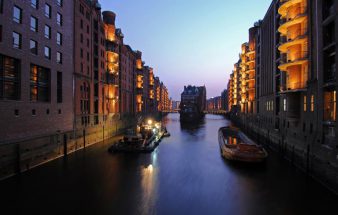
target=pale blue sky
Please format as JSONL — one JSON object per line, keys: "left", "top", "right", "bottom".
{"left": 100, "top": 0, "right": 272, "bottom": 100}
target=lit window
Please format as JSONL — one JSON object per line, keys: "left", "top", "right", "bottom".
{"left": 13, "top": 6, "right": 22, "bottom": 23}
{"left": 283, "top": 98, "right": 287, "bottom": 111}
{"left": 0, "top": 54, "right": 21, "bottom": 100}
{"left": 31, "top": 0, "right": 38, "bottom": 9}
{"left": 30, "top": 64, "right": 50, "bottom": 102}
{"left": 303, "top": 96, "right": 307, "bottom": 112}
{"left": 44, "top": 25, "right": 51, "bottom": 39}
{"left": 45, "top": 4, "right": 51, "bottom": 18}
{"left": 57, "top": 52, "right": 62, "bottom": 64}
{"left": 44, "top": 46, "right": 51, "bottom": 60}
{"left": 30, "top": 16, "right": 38, "bottom": 32}
{"left": 334, "top": 91, "right": 337, "bottom": 121}
{"left": 57, "top": 32, "right": 62, "bottom": 45}
{"left": 12, "top": 32, "right": 21, "bottom": 49}
{"left": 30, "top": 40, "right": 38, "bottom": 55}
{"left": 57, "top": 13, "right": 62, "bottom": 26}
{"left": 311, "top": 95, "right": 315, "bottom": 112}
{"left": 324, "top": 91, "right": 336, "bottom": 122}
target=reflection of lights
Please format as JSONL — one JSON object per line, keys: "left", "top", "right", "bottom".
{"left": 146, "top": 164, "right": 153, "bottom": 173}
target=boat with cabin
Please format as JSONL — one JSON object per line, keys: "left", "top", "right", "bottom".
{"left": 218, "top": 126, "right": 268, "bottom": 162}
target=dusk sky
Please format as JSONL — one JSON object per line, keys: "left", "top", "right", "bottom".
{"left": 100, "top": 0, "right": 272, "bottom": 100}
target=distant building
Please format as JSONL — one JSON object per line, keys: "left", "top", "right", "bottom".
{"left": 172, "top": 101, "right": 181, "bottom": 111}
{"left": 221, "top": 89, "right": 228, "bottom": 111}
{"left": 207, "top": 97, "right": 222, "bottom": 111}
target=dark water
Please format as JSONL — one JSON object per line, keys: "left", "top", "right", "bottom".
{"left": 1, "top": 114, "right": 337, "bottom": 215}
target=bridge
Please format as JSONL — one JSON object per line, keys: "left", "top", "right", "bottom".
{"left": 162, "top": 110, "right": 227, "bottom": 115}
{"left": 204, "top": 110, "right": 227, "bottom": 115}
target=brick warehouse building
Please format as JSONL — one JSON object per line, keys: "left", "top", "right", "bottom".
{"left": 227, "top": 0, "right": 338, "bottom": 192}
{"left": 0, "top": 0, "right": 74, "bottom": 141}
{"left": 0, "top": 0, "right": 170, "bottom": 179}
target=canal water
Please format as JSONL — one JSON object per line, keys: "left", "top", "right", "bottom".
{"left": 0, "top": 114, "right": 337, "bottom": 215}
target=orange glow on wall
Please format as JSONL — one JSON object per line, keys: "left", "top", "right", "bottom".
{"left": 137, "top": 75, "right": 143, "bottom": 88}
{"left": 136, "top": 59, "right": 142, "bottom": 70}
{"left": 278, "top": 0, "right": 308, "bottom": 91}
{"left": 105, "top": 24, "right": 116, "bottom": 42}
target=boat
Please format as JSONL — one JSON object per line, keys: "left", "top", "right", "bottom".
{"left": 218, "top": 126, "right": 268, "bottom": 162}
{"left": 162, "top": 127, "right": 171, "bottom": 137}
{"left": 108, "top": 120, "right": 166, "bottom": 153}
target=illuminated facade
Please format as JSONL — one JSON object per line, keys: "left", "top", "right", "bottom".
{"left": 103, "top": 11, "right": 120, "bottom": 116}
{"left": 226, "top": 0, "right": 338, "bottom": 193}
{"left": 135, "top": 51, "right": 144, "bottom": 113}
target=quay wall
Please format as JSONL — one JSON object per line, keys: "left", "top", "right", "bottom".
{"left": 0, "top": 113, "right": 161, "bottom": 180}
{"left": 229, "top": 114, "right": 338, "bottom": 195}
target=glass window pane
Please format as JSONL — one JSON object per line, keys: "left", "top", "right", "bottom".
{"left": 13, "top": 6, "right": 22, "bottom": 23}
{"left": 12, "top": 32, "right": 21, "bottom": 49}
{"left": 57, "top": 32, "right": 62, "bottom": 45}
{"left": 57, "top": 0, "right": 63, "bottom": 7}
{"left": 31, "top": 0, "right": 38, "bottom": 9}
{"left": 57, "top": 13, "right": 62, "bottom": 26}
{"left": 30, "top": 40, "right": 37, "bottom": 55}
{"left": 45, "top": 4, "right": 51, "bottom": 18}
{"left": 44, "top": 25, "right": 50, "bottom": 39}
{"left": 30, "top": 16, "right": 38, "bottom": 32}
{"left": 44, "top": 46, "right": 50, "bottom": 59}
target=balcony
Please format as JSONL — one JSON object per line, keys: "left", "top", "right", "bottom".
{"left": 106, "top": 40, "right": 118, "bottom": 52}
{"left": 247, "top": 76, "right": 255, "bottom": 82}
{"left": 106, "top": 73, "right": 119, "bottom": 86}
{"left": 247, "top": 86, "right": 255, "bottom": 91}
{"left": 136, "top": 87, "right": 143, "bottom": 95}
{"left": 246, "top": 59, "right": 255, "bottom": 65}
{"left": 278, "top": 30, "right": 308, "bottom": 53}
{"left": 278, "top": 15, "right": 307, "bottom": 36}
{"left": 246, "top": 50, "right": 255, "bottom": 57}
{"left": 136, "top": 68, "right": 143, "bottom": 76}
{"left": 283, "top": 81, "right": 307, "bottom": 92}
{"left": 278, "top": 0, "right": 304, "bottom": 18}
{"left": 278, "top": 51, "right": 308, "bottom": 71}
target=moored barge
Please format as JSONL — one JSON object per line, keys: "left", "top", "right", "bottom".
{"left": 218, "top": 126, "right": 268, "bottom": 162}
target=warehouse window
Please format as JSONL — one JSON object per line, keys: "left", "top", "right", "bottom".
{"left": 31, "top": 0, "right": 39, "bottom": 9}
{"left": 0, "top": 54, "right": 21, "bottom": 100}
{"left": 13, "top": 32, "right": 21, "bottom": 49}
{"left": 57, "top": 0, "right": 63, "bottom": 7}
{"left": 30, "top": 40, "right": 38, "bottom": 55}
{"left": 283, "top": 98, "right": 287, "bottom": 111}
{"left": 13, "top": 5, "right": 22, "bottom": 23}
{"left": 303, "top": 96, "right": 307, "bottom": 112}
{"left": 57, "top": 72, "right": 62, "bottom": 103}
{"left": 30, "top": 64, "right": 50, "bottom": 102}
{"left": 45, "top": 3, "right": 51, "bottom": 18}
{"left": 311, "top": 95, "right": 315, "bottom": 112}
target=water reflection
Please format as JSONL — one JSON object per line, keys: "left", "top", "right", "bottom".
{"left": 0, "top": 113, "right": 337, "bottom": 215}
{"left": 179, "top": 117, "right": 205, "bottom": 133}
{"left": 139, "top": 151, "right": 158, "bottom": 215}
